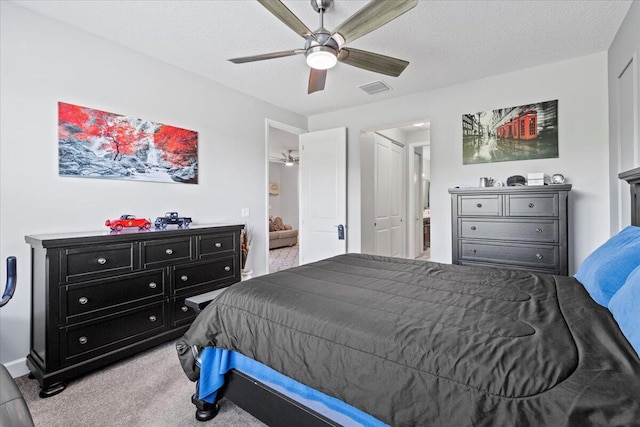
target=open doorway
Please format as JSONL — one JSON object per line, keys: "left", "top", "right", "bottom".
{"left": 266, "top": 122, "right": 302, "bottom": 273}
{"left": 360, "top": 121, "right": 430, "bottom": 260}
{"left": 413, "top": 142, "right": 431, "bottom": 260}
{"left": 408, "top": 124, "right": 431, "bottom": 260}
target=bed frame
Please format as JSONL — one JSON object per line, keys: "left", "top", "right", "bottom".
{"left": 619, "top": 166, "right": 640, "bottom": 226}
{"left": 192, "top": 167, "right": 640, "bottom": 426}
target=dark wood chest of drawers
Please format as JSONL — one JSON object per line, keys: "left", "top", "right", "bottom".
{"left": 25, "top": 224, "right": 243, "bottom": 397}
{"left": 449, "top": 185, "right": 571, "bottom": 275}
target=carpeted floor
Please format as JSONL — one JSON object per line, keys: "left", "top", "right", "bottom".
{"left": 15, "top": 341, "right": 266, "bottom": 427}
{"left": 268, "top": 245, "right": 298, "bottom": 272}
{"left": 13, "top": 246, "right": 298, "bottom": 426}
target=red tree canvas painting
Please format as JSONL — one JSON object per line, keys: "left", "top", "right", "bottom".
{"left": 58, "top": 102, "right": 198, "bottom": 184}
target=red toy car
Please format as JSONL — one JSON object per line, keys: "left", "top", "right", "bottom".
{"left": 105, "top": 214, "right": 151, "bottom": 231}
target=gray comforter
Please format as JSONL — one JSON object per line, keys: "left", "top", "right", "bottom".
{"left": 177, "top": 254, "right": 640, "bottom": 426}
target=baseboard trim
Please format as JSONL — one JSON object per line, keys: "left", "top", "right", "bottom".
{"left": 3, "top": 356, "right": 29, "bottom": 378}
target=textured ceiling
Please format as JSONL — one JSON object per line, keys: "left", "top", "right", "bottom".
{"left": 12, "top": 0, "right": 632, "bottom": 116}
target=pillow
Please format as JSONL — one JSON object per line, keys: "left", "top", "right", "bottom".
{"left": 271, "top": 215, "right": 285, "bottom": 231}
{"left": 574, "top": 226, "right": 640, "bottom": 307}
{"left": 608, "top": 264, "right": 640, "bottom": 357}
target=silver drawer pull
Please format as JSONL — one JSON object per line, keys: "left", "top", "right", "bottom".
{"left": 536, "top": 228, "right": 542, "bottom": 233}
{"left": 470, "top": 226, "right": 476, "bottom": 231}
{"left": 78, "top": 297, "right": 88, "bottom": 305}
{"left": 215, "top": 242, "right": 222, "bottom": 248}
{"left": 165, "top": 248, "right": 174, "bottom": 255}
{"left": 181, "top": 275, "right": 188, "bottom": 282}
{"left": 181, "top": 306, "right": 189, "bottom": 313}
{"left": 536, "top": 253, "right": 543, "bottom": 260}
{"left": 149, "top": 282, "right": 157, "bottom": 289}
{"left": 97, "top": 257, "right": 107, "bottom": 265}
{"left": 79, "top": 336, "right": 88, "bottom": 345}
{"left": 224, "top": 266, "right": 231, "bottom": 272}
{"left": 471, "top": 249, "right": 477, "bottom": 254}
{"left": 528, "top": 203, "right": 535, "bottom": 208}
{"left": 476, "top": 203, "right": 482, "bottom": 208}
{"left": 149, "top": 315, "right": 157, "bottom": 322}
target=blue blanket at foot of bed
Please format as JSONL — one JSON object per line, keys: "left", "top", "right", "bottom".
{"left": 197, "top": 347, "right": 387, "bottom": 427}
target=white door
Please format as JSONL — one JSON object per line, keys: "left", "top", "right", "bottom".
{"left": 374, "top": 133, "right": 405, "bottom": 257}
{"left": 299, "top": 127, "right": 347, "bottom": 265}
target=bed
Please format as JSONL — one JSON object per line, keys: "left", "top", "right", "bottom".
{"left": 177, "top": 168, "right": 640, "bottom": 426}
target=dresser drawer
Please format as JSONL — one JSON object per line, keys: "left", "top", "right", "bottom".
{"left": 171, "top": 297, "right": 199, "bottom": 327}
{"left": 64, "top": 270, "right": 165, "bottom": 322}
{"left": 506, "top": 194, "right": 558, "bottom": 217}
{"left": 459, "top": 241, "right": 559, "bottom": 269}
{"left": 173, "top": 257, "right": 236, "bottom": 295}
{"left": 459, "top": 219, "right": 559, "bottom": 243}
{"left": 199, "top": 233, "right": 236, "bottom": 258}
{"left": 63, "top": 303, "right": 166, "bottom": 362}
{"left": 142, "top": 237, "right": 192, "bottom": 267}
{"left": 62, "top": 243, "right": 134, "bottom": 282}
{"left": 458, "top": 195, "right": 502, "bottom": 216}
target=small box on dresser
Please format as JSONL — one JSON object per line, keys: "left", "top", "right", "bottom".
{"left": 25, "top": 224, "right": 243, "bottom": 397}
{"left": 449, "top": 185, "right": 571, "bottom": 275}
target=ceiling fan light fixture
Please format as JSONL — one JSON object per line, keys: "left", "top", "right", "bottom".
{"left": 285, "top": 160, "right": 295, "bottom": 166}
{"left": 305, "top": 46, "right": 337, "bottom": 70}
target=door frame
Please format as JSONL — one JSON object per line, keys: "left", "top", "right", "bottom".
{"left": 412, "top": 148, "right": 424, "bottom": 259}
{"left": 360, "top": 121, "right": 430, "bottom": 260}
{"left": 407, "top": 140, "right": 430, "bottom": 259}
{"left": 265, "top": 119, "right": 306, "bottom": 273}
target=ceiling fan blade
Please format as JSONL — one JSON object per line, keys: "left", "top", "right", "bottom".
{"left": 257, "top": 0, "right": 313, "bottom": 38}
{"left": 338, "top": 48, "right": 409, "bottom": 77}
{"left": 332, "top": 0, "right": 417, "bottom": 44}
{"left": 228, "top": 49, "right": 303, "bottom": 64}
{"left": 308, "top": 68, "right": 327, "bottom": 94}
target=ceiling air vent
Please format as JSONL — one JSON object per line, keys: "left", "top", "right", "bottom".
{"left": 359, "top": 80, "right": 391, "bottom": 95}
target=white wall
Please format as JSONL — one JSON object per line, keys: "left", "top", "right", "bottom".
{"left": 268, "top": 162, "right": 299, "bottom": 229}
{"left": 0, "top": 2, "right": 306, "bottom": 373}
{"left": 309, "top": 52, "right": 611, "bottom": 275}
{"left": 608, "top": 0, "right": 640, "bottom": 233}
{"left": 279, "top": 164, "right": 299, "bottom": 230}
{"left": 269, "top": 164, "right": 282, "bottom": 216}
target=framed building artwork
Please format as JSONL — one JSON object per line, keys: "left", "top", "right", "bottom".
{"left": 462, "top": 100, "right": 558, "bottom": 165}
{"left": 58, "top": 102, "right": 198, "bottom": 184}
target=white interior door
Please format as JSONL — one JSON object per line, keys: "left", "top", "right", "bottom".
{"left": 299, "top": 127, "right": 347, "bottom": 265}
{"left": 374, "top": 133, "right": 404, "bottom": 257}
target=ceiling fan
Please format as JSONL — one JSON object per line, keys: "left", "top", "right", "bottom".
{"left": 270, "top": 150, "right": 299, "bottom": 166}
{"left": 228, "top": 0, "right": 418, "bottom": 94}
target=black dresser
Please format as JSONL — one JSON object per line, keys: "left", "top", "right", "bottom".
{"left": 25, "top": 224, "right": 243, "bottom": 397}
{"left": 449, "top": 185, "right": 571, "bottom": 275}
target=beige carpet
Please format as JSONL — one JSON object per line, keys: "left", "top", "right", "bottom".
{"left": 15, "top": 341, "right": 266, "bottom": 427}
{"left": 268, "top": 245, "right": 299, "bottom": 272}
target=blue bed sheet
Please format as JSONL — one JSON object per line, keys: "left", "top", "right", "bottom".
{"left": 196, "top": 347, "right": 388, "bottom": 427}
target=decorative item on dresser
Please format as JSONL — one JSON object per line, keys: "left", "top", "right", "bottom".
{"left": 25, "top": 224, "right": 243, "bottom": 398}
{"left": 449, "top": 184, "right": 571, "bottom": 275}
